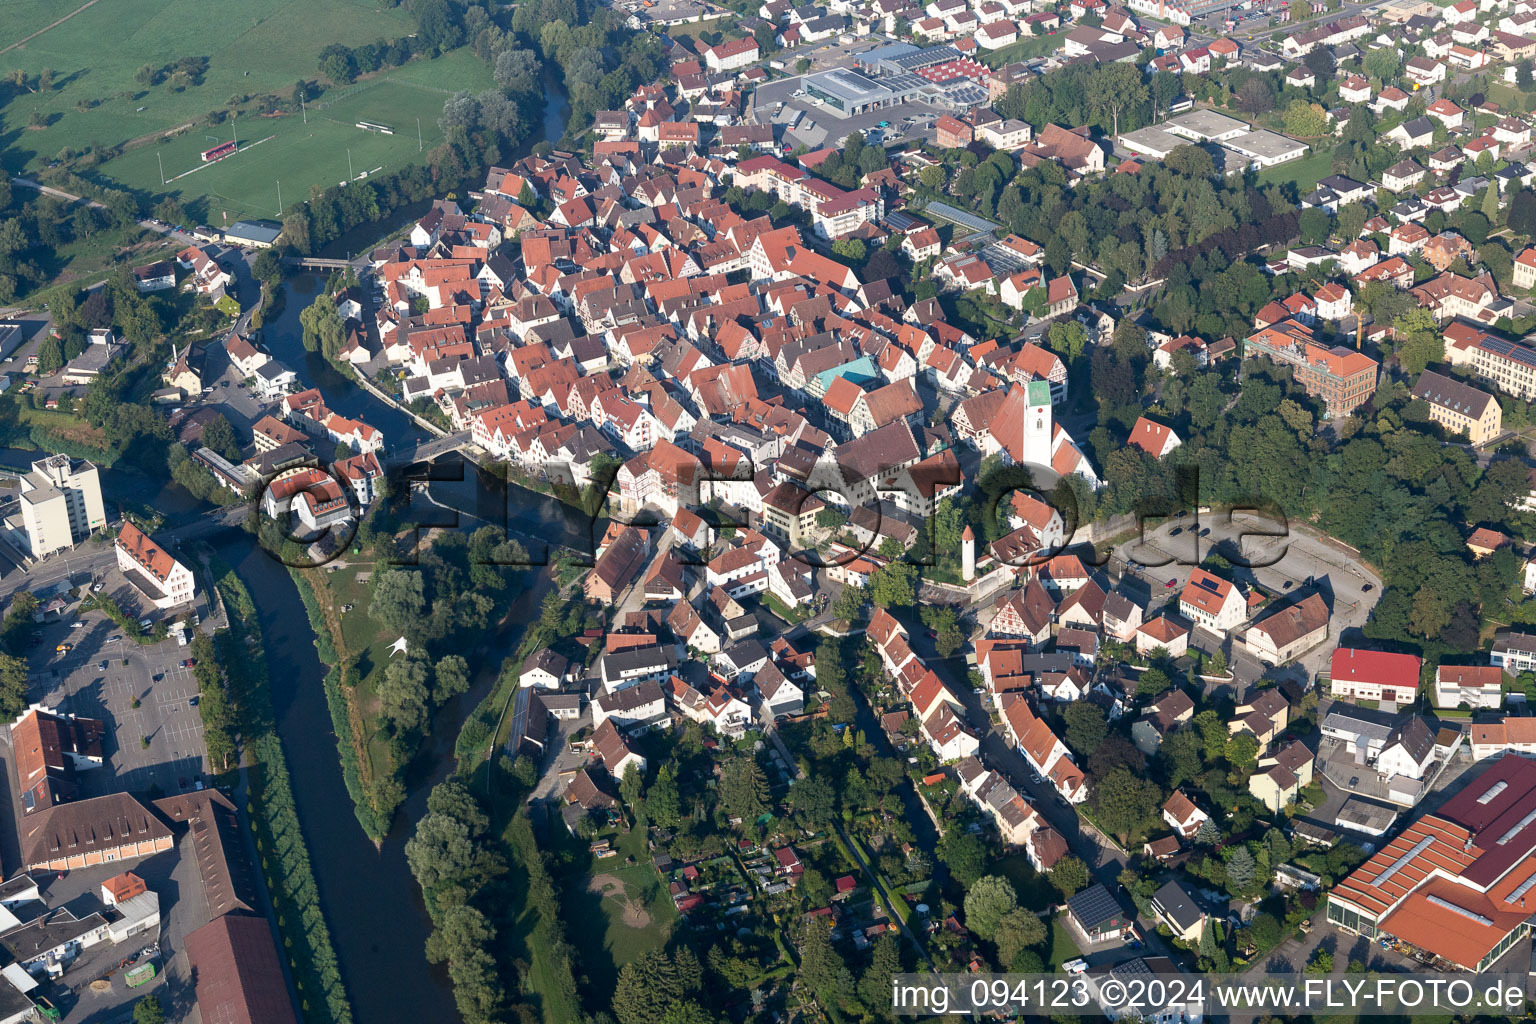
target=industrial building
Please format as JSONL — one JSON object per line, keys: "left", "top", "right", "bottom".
{"left": 1327, "top": 753, "right": 1536, "bottom": 972}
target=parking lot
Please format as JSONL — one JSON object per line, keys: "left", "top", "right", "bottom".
{"left": 1114, "top": 512, "right": 1382, "bottom": 690}
{"left": 751, "top": 76, "right": 945, "bottom": 150}
{"left": 21, "top": 602, "right": 210, "bottom": 800}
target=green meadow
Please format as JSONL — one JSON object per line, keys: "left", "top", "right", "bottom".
{"left": 0, "top": 0, "right": 489, "bottom": 216}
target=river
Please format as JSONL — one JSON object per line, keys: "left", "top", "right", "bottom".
{"left": 212, "top": 65, "right": 576, "bottom": 1024}
{"left": 218, "top": 531, "right": 573, "bottom": 1024}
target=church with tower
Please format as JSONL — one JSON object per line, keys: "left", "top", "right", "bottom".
{"left": 986, "top": 381, "right": 1099, "bottom": 488}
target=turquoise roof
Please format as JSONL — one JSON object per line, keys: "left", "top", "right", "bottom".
{"left": 813, "top": 356, "right": 880, "bottom": 392}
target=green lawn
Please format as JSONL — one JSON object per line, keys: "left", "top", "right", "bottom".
{"left": 0, "top": 0, "right": 488, "bottom": 216}
{"left": 1256, "top": 146, "right": 1336, "bottom": 194}
{"left": 978, "top": 32, "right": 1060, "bottom": 68}
{"left": 995, "top": 852, "right": 1058, "bottom": 910}
{"left": 558, "top": 823, "right": 677, "bottom": 996}
{"left": 499, "top": 814, "right": 585, "bottom": 1024}
{"left": 1047, "top": 915, "right": 1082, "bottom": 971}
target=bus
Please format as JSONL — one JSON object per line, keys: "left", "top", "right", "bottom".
{"left": 200, "top": 141, "right": 236, "bottom": 162}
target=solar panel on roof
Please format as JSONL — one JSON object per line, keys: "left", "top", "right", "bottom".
{"left": 1426, "top": 893, "right": 1494, "bottom": 927}
{"left": 1479, "top": 780, "right": 1509, "bottom": 804}
{"left": 1373, "top": 834, "right": 1436, "bottom": 888}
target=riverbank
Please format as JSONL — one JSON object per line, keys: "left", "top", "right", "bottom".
{"left": 291, "top": 567, "right": 393, "bottom": 840}
{"left": 212, "top": 559, "right": 354, "bottom": 1024}
{"left": 221, "top": 536, "right": 455, "bottom": 1022}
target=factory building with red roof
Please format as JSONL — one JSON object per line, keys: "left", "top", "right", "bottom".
{"left": 1327, "top": 753, "right": 1536, "bottom": 971}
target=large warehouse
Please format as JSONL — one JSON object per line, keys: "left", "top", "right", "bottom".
{"left": 1327, "top": 753, "right": 1536, "bottom": 972}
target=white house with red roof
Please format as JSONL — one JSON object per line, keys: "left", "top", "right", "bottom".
{"left": 1178, "top": 568, "right": 1247, "bottom": 635}
{"left": 115, "top": 523, "right": 194, "bottom": 610}
{"left": 1162, "top": 790, "right": 1210, "bottom": 838}
{"left": 1330, "top": 648, "right": 1423, "bottom": 705}
{"left": 1127, "top": 416, "right": 1181, "bottom": 458}
{"left": 705, "top": 37, "right": 760, "bottom": 71}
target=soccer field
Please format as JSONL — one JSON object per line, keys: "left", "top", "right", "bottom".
{"left": 0, "top": 0, "right": 487, "bottom": 215}
{"left": 102, "top": 54, "right": 490, "bottom": 220}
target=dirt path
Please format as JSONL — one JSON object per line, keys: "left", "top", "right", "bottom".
{"left": 0, "top": 0, "right": 104, "bottom": 56}
{"left": 587, "top": 873, "right": 653, "bottom": 929}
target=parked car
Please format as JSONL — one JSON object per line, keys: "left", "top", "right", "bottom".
{"left": 69, "top": 621, "right": 84, "bottom": 628}
{"left": 182, "top": 659, "right": 194, "bottom": 669}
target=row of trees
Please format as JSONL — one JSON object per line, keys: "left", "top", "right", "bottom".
{"left": 405, "top": 779, "right": 513, "bottom": 1023}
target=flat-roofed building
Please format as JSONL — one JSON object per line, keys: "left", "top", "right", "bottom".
{"left": 18, "top": 454, "right": 105, "bottom": 559}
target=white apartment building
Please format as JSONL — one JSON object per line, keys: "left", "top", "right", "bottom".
{"left": 115, "top": 523, "right": 195, "bottom": 610}
{"left": 18, "top": 455, "right": 106, "bottom": 559}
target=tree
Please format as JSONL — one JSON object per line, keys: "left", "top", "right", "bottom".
{"left": 939, "top": 829, "right": 989, "bottom": 887}
{"left": 378, "top": 653, "right": 431, "bottom": 734}
{"left": 35, "top": 335, "right": 63, "bottom": 375}
{"left": 1085, "top": 62, "right": 1147, "bottom": 136}
{"left": 1236, "top": 76, "right": 1275, "bottom": 114}
{"left": 1091, "top": 767, "right": 1161, "bottom": 841}
{"left": 720, "top": 756, "right": 770, "bottom": 821}
{"left": 1298, "top": 207, "right": 1332, "bottom": 245}
{"left": 1364, "top": 46, "right": 1400, "bottom": 82}
{"left": 1049, "top": 855, "right": 1090, "bottom": 898}
{"left": 994, "top": 908, "right": 1047, "bottom": 966}
{"left": 1226, "top": 845, "right": 1257, "bottom": 891}
{"left": 860, "top": 935, "right": 904, "bottom": 1009}
{"left": 1248, "top": 912, "right": 1282, "bottom": 950}
{"left": 1303, "top": 48, "right": 1335, "bottom": 81}
{"left": 372, "top": 570, "right": 427, "bottom": 638}
{"left": 493, "top": 47, "right": 542, "bottom": 93}
{"left": 132, "top": 995, "right": 166, "bottom": 1024}
{"left": 613, "top": 950, "right": 687, "bottom": 1024}
{"left": 621, "top": 761, "right": 644, "bottom": 810}
{"left": 252, "top": 248, "right": 284, "bottom": 286}
{"left": 963, "top": 875, "right": 1018, "bottom": 940}
{"left": 1063, "top": 702, "right": 1107, "bottom": 754}
{"left": 1282, "top": 100, "right": 1328, "bottom": 138}
{"left": 1224, "top": 733, "right": 1260, "bottom": 776}
{"left": 868, "top": 560, "right": 917, "bottom": 607}
{"left": 1510, "top": 188, "right": 1536, "bottom": 237}
{"left": 0, "top": 653, "right": 27, "bottom": 720}
{"left": 299, "top": 293, "right": 347, "bottom": 359}
{"left": 405, "top": 780, "right": 491, "bottom": 893}
{"left": 200, "top": 413, "right": 241, "bottom": 461}
{"left": 1136, "top": 667, "right": 1171, "bottom": 698}
{"left": 434, "top": 654, "right": 470, "bottom": 703}
{"left": 789, "top": 775, "right": 837, "bottom": 828}
{"left": 646, "top": 764, "right": 682, "bottom": 827}
{"left": 798, "top": 923, "right": 856, "bottom": 1008}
